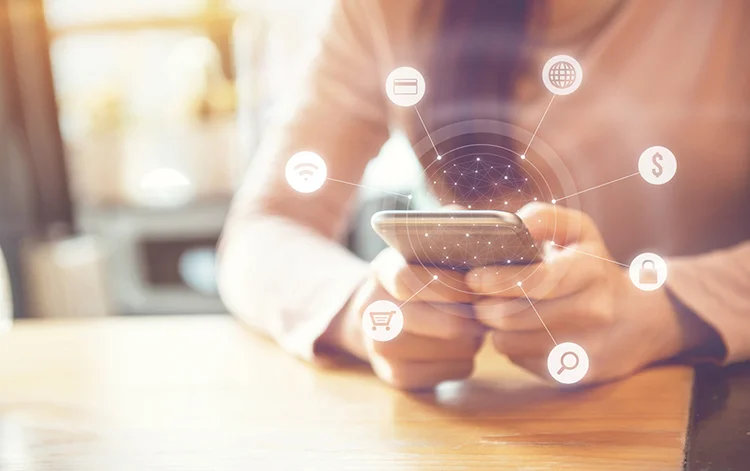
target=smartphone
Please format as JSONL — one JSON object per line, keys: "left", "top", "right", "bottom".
{"left": 371, "top": 210, "right": 541, "bottom": 270}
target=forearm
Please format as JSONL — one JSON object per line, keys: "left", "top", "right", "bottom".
{"left": 666, "top": 240, "right": 750, "bottom": 363}
{"left": 217, "top": 214, "right": 368, "bottom": 362}
{"left": 627, "top": 284, "right": 726, "bottom": 365}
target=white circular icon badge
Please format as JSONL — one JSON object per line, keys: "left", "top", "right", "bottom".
{"left": 547, "top": 342, "right": 589, "bottom": 384}
{"left": 385, "top": 67, "right": 426, "bottom": 107}
{"left": 542, "top": 55, "right": 583, "bottom": 96}
{"left": 638, "top": 146, "right": 677, "bottom": 185}
{"left": 362, "top": 300, "right": 404, "bottom": 342}
{"left": 629, "top": 252, "right": 667, "bottom": 291}
{"left": 285, "top": 151, "right": 327, "bottom": 193}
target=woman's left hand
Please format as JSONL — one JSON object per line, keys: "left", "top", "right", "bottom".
{"left": 466, "top": 203, "right": 715, "bottom": 385}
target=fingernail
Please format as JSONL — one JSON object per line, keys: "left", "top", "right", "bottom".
{"left": 467, "top": 272, "right": 483, "bottom": 292}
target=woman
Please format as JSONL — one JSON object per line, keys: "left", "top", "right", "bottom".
{"left": 218, "top": 0, "right": 749, "bottom": 389}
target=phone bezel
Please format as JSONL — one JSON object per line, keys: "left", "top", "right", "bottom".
{"left": 370, "top": 209, "right": 541, "bottom": 268}
{"left": 371, "top": 210, "right": 524, "bottom": 230}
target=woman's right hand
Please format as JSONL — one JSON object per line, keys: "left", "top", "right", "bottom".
{"left": 321, "top": 247, "right": 487, "bottom": 390}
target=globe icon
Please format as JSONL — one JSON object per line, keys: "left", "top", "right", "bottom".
{"left": 548, "top": 60, "right": 576, "bottom": 89}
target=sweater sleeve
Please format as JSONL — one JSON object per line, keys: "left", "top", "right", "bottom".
{"left": 667, "top": 240, "right": 750, "bottom": 363}
{"left": 217, "top": 0, "right": 390, "bottom": 362}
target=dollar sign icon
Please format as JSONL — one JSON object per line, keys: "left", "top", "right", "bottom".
{"left": 652, "top": 152, "right": 664, "bottom": 178}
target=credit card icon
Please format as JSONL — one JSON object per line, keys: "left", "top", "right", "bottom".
{"left": 393, "top": 78, "right": 419, "bottom": 95}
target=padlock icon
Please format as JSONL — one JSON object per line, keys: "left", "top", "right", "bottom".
{"left": 639, "top": 260, "right": 658, "bottom": 285}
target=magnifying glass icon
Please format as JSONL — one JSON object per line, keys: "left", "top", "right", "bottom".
{"left": 548, "top": 342, "right": 589, "bottom": 384}
{"left": 557, "top": 351, "right": 579, "bottom": 375}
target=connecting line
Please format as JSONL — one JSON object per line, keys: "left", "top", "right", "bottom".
{"left": 518, "top": 284, "right": 557, "bottom": 346}
{"left": 553, "top": 172, "right": 639, "bottom": 203}
{"left": 398, "top": 277, "right": 437, "bottom": 309}
{"left": 326, "top": 177, "right": 412, "bottom": 200}
{"left": 549, "top": 242, "right": 630, "bottom": 268}
{"left": 414, "top": 106, "right": 441, "bottom": 159}
{"left": 521, "top": 94, "right": 556, "bottom": 158}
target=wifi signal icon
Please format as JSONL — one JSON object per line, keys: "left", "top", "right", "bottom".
{"left": 294, "top": 162, "right": 319, "bottom": 181}
{"left": 285, "top": 151, "right": 327, "bottom": 193}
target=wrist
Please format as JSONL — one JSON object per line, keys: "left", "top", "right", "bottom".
{"left": 315, "top": 287, "right": 369, "bottom": 362}
{"left": 632, "top": 284, "right": 724, "bottom": 363}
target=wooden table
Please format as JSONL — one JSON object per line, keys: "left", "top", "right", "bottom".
{"left": 0, "top": 316, "right": 693, "bottom": 470}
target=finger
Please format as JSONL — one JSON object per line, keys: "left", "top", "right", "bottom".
{"left": 507, "top": 338, "right": 610, "bottom": 387}
{"left": 401, "top": 301, "right": 486, "bottom": 340}
{"left": 369, "top": 331, "right": 484, "bottom": 361}
{"left": 507, "top": 355, "right": 549, "bottom": 380}
{"left": 509, "top": 354, "right": 603, "bottom": 387}
{"left": 466, "top": 243, "right": 605, "bottom": 299}
{"left": 490, "top": 330, "right": 557, "bottom": 358}
{"left": 369, "top": 356, "right": 475, "bottom": 390}
{"left": 517, "top": 202, "right": 602, "bottom": 247}
{"left": 373, "top": 247, "right": 476, "bottom": 303}
{"left": 473, "top": 297, "right": 531, "bottom": 329}
{"left": 474, "top": 294, "right": 611, "bottom": 332}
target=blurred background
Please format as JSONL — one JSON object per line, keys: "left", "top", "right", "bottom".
{"left": 0, "top": 0, "right": 422, "bottom": 321}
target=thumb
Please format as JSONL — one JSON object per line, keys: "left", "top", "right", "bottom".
{"left": 516, "top": 202, "right": 600, "bottom": 246}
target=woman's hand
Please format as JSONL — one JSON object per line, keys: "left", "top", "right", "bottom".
{"left": 466, "top": 203, "right": 717, "bottom": 385}
{"left": 321, "top": 247, "right": 486, "bottom": 390}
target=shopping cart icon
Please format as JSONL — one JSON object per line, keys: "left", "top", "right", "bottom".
{"left": 369, "top": 311, "right": 396, "bottom": 331}
{"left": 363, "top": 300, "right": 403, "bottom": 341}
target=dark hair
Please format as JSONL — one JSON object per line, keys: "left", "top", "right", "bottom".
{"left": 419, "top": 0, "right": 531, "bottom": 206}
